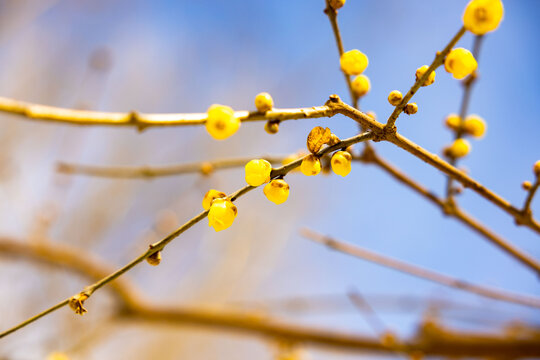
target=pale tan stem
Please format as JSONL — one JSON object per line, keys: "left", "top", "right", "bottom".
{"left": 0, "top": 96, "right": 335, "bottom": 131}
{"left": 301, "top": 229, "right": 540, "bottom": 309}
{"left": 57, "top": 156, "right": 286, "bottom": 179}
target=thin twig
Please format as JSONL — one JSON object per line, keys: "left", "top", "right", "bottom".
{"left": 356, "top": 149, "right": 540, "bottom": 276}
{"left": 57, "top": 156, "right": 286, "bottom": 179}
{"left": 446, "top": 35, "right": 484, "bottom": 200}
{"left": 0, "top": 130, "right": 375, "bottom": 339}
{"left": 522, "top": 177, "right": 540, "bottom": 217}
{"left": 385, "top": 27, "right": 467, "bottom": 129}
{"left": 324, "top": 1, "right": 358, "bottom": 109}
{"left": 301, "top": 229, "right": 540, "bottom": 309}
{"left": 0, "top": 97, "right": 335, "bottom": 131}
{"left": 0, "top": 238, "right": 138, "bottom": 305}
{"left": 347, "top": 291, "right": 387, "bottom": 336}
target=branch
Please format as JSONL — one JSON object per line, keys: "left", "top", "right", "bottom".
{"left": 57, "top": 156, "right": 286, "bottom": 179}
{"left": 327, "top": 96, "right": 540, "bottom": 235}
{"left": 3, "top": 237, "right": 539, "bottom": 358}
{"left": 357, "top": 149, "right": 540, "bottom": 275}
{"left": 301, "top": 229, "right": 540, "bottom": 309}
{"left": 0, "top": 130, "right": 375, "bottom": 339}
{"left": 0, "top": 238, "right": 138, "bottom": 305}
{"left": 121, "top": 304, "right": 540, "bottom": 358}
{"left": 0, "top": 96, "right": 335, "bottom": 131}
{"left": 522, "top": 177, "right": 540, "bottom": 218}
{"left": 347, "top": 291, "right": 387, "bottom": 336}
{"left": 324, "top": 1, "right": 358, "bottom": 109}
{"left": 446, "top": 35, "right": 484, "bottom": 200}
{"left": 385, "top": 27, "right": 467, "bottom": 129}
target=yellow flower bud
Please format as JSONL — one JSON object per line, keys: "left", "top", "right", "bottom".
{"left": 366, "top": 111, "right": 376, "bottom": 120}
{"left": 264, "top": 121, "right": 279, "bottom": 134}
{"left": 415, "top": 65, "right": 436, "bottom": 86}
{"left": 245, "top": 159, "right": 272, "bottom": 186}
{"left": 208, "top": 198, "right": 237, "bottom": 232}
{"left": 328, "top": 0, "right": 346, "bottom": 10}
{"left": 206, "top": 104, "right": 240, "bottom": 140}
{"left": 404, "top": 103, "right": 418, "bottom": 115}
{"left": 445, "top": 113, "right": 461, "bottom": 130}
{"left": 463, "top": 115, "right": 487, "bottom": 138}
{"left": 446, "top": 138, "right": 471, "bottom": 158}
{"left": 300, "top": 155, "right": 321, "bottom": 176}
{"left": 255, "top": 92, "right": 274, "bottom": 112}
{"left": 351, "top": 74, "right": 371, "bottom": 97}
{"left": 340, "top": 49, "right": 368, "bottom": 75}
{"left": 146, "top": 251, "right": 161, "bottom": 266}
{"left": 463, "top": 0, "right": 504, "bottom": 35}
{"left": 388, "top": 90, "right": 403, "bottom": 106}
{"left": 202, "top": 189, "right": 227, "bottom": 210}
{"left": 534, "top": 160, "right": 540, "bottom": 177}
{"left": 264, "top": 179, "right": 290, "bottom": 205}
{"left": 331, "top": 151, "right": 352, "bottom": 177}
{"left": 522, "top": 181, "right": 532, "bottom": 191}
{"left": 444, "top": 48, "right": 478, "bottom": 80}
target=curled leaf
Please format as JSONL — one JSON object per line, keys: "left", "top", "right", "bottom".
{"left": 307, "top": 126, "right": 331, "bottom": 154}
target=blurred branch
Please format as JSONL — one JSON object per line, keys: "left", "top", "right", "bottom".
{"left": 0, "top": 96, "right": 335, "bottom": 131}
{"left": 385, "top": 27, "right": 467, "bottom": 129}
{"left": 301, "top": 228, "right": 540, "bottom": 309}
{"left": 57, "top": 156, "right": 286, "bottom": 179}
{"left": 347, "top": 291, "right": 387, "bottom": 336}
{"left": 121, "top": 304, "right": 540, "bottom": 358}
{"left": 0, "top": 130, "right": 375, "bottom": 339}
{"left": 356, "top": 148, "right": 540, "bottom": 276}
{"left": 2, "top": 236, "right": 539, "bottom": 357}
{"left": 0, "top": 238, "right": 138, "bottom": 305}
{"left": 446, "top": 35, "right": 484, "bottom": 200}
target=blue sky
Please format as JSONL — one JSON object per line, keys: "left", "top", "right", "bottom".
{"left": 1, "top": 0, "right": 539, "bottom": 358}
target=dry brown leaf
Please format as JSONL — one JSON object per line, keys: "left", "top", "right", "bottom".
{"left": 306, "top": 126, "right": 331, "bottom": 154}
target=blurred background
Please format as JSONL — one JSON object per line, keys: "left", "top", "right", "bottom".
{"left": 0, "top": 0, "right": 539, "bottom": 358}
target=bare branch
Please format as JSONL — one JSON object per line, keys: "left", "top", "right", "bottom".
{"left": 57, "top": 156, "right": 286, "bottom": 179}
{"left": 0, "top": 96, "right": 335, "bottom": 131}
{"left": 301, "top": 229, "right": 540, "bottom": 309}
{"left": 446, "top": 35, "right": 485, "bottom": 200}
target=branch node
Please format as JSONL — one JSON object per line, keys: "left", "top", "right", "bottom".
{"left": 327, "top": 94, "right": 342, "bottom": 104}
{"left": 128, "top": 111, "right": 146, "bottom": 132}
{"left": 442, "top": 200, "right": 457, "bottom": 216}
